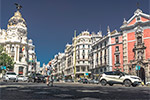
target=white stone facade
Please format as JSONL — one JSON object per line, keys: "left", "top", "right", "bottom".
{"left": 51, "top": 31, "right": 92, "bottom": 79}
{"left": 0, "top": 10, "right": 38, "bottom": 76}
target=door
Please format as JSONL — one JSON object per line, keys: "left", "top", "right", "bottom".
{"left": 139, "top": 67, "right": 145, "bottom": 84}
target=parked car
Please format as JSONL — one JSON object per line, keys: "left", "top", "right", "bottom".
{"left": 28, "top": 73, "right": 46, "bottom": 83}
{"left": 100, "top": 71, "right": 141, "bottom": 87}
{"left": 18, "top": 75, "right": 28, "bottom": 82}
{"left": 89, "top": 79, "right": 99, "bottom": 84}
{"left": 146, "top": 81, "right": 150, "bottom": 86}
{"left": 83, "top": 78, "right": 88, "bottom": 84}
{"left": 65, "top": 79, "right": 74, "bottom": 82}
{"left": 78, "top": 78, "right": 83, "bottom": 83}
{"left": 3, "top": 71, "right": 18, "bottom": 82}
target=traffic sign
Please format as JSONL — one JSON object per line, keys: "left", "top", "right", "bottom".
{"left": 85, "top": 73, "right": 88, "bottom": 76}
{"left": 1, "top": 66, "right": 6, "bottom": 70}
{"left": 136, "top": 65, "right": 140, "bottom": 70}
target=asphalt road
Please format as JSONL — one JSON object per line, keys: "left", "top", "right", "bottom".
{"left": 0, "top": 81, "right": 150, "bottom": 100}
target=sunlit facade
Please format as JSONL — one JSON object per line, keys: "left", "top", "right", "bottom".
{"left": 0, "top": 9, "right": 38, "bottom": 75}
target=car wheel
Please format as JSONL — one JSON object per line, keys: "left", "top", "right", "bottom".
{"left": 109, "top": 83, "right": 113, "bottom": 86}
{"left": 124, "top": 80, "right": 131, "bottom": 87}
{"left": 101, "top": 79, "right": 107, "bottom": 86}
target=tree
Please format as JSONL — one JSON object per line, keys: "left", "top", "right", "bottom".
{"left": 0, "top": 45, "right": 15, "bottom": 72}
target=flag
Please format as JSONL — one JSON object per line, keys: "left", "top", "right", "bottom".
{"left": 22, "top": 46, "right": 25, "bottom": 51}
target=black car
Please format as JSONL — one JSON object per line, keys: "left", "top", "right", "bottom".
{"left": 83, "top": 78, "right": 88, "bottom": 84}
{"left": 28, "top": 73, "right": 46, "bottom": 83}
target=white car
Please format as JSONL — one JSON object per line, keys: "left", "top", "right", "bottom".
{"left": 3, "top": 71, "right": 18, "bottom": 82}
{"left": 100, "top": 71, "right": 141, "bottom": 87}
{"left": 18, "top": 75, "right": 28, "bottom": 82}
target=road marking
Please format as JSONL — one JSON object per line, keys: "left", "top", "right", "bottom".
{"left": 5, "top": 88, "right": 18, "bottom": 90}
{"left": 77, "top": 90, "right": 99, "bottom": 92}
{"left": 78, "top": 97, "right": 101, "bottom": 100}
{"left": 34, "top": 91, "right": 49, "bottom": 94}
{"left": 19, "top": 90, "right": 33, "bottom": 92}
{"left": 54, "top": 94, "right": 73, "bottom": 97}
{"left": 0, "top": 85, "right": 24, "bottom": 88}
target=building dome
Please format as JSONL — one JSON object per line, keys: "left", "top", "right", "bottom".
{"left": 7, "top": 10, "right": 26, "bottom": 28}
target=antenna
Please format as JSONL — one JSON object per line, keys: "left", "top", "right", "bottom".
{"left": 136, "top": 2, "right": 140, "bottom": 9}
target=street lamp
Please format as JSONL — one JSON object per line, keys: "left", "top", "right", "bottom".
{"left": 74, "top": 30, "right": 77, "bottom": 82}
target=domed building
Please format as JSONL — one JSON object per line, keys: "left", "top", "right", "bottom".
{"left": 0, "top": 5, "right": 38, "bottom": 76}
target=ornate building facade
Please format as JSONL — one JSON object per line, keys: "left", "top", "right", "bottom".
{"left": 120, "top": 9, "right": 150, "bottom": 82}
{"left": 0, "top": 6, "right": 38, "bottom": 76}
{"left": 50, "top": 31, "right": 92, "bottom": 80}
{"left": 46, "top": 8, "right": 150, "bottom": 82}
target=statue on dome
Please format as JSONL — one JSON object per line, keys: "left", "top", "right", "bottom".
{"left": 15, "top": 3, "right": 22, "bottom": 11}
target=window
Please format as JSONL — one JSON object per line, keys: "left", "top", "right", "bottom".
{"left": 87, "top": 66, "right": 89, "bottom": 71}
{"left": 100, "top": 51, "right": 102, "bottom": 65}
{"left": 100, "top": 44, "right": 102, "bottom": 48}
{"left": 19, "top": 67, "right": 23, "bottom": 75}
{"left": 104, "top": 71, "right": 114, "bottom": 75}
{"left": 137, "top": 36, "right": 142, "bottom": 45}
{"left": 19, "top": 47, "right": 23, "bottom": 53}
{"left": 83, "top": 55, "right": 85, "bottom": 59}
{"left": 104, "top": 49, "right": 107, "bottom": 64}
{"left": 76, "top": 67, "right": 80, "bottom": 72}
{"left": 82, "top": 67, "right": 85, "bottom": 71}
{"left": 96, "top": 53, "right": 98, "bottom": 64}
{"left": 105, "top": 41, "right": 107, "bottom": 46}
{"left": 82, "top": 50, "right": 85, "bottom": 56}
{"left": 83, "top": 45, "right": 85, "bottom": 48}
{"left": 115, "top": 46, "right": 119, "bottom": 52}
{"left": 116, "top": 55, "right": 120, "bottom": 64}
{"left": 137, "top": 17, "right": 141, "bottom": 21}
{"left": 11, "top": 47, "right": 14, "bottom": 52}
{"left": 115, "top": 37, "right": 119, "bottom": 43}
{"left": 114, "top": 71, "right": 121, "bottom": 75}
{"left": 100, "top": 69, "right": 103, "bottom": 72}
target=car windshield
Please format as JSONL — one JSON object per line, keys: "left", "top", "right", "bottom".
{"left": 18, "top": 76, "right": 24, "bottom": 77}
{"left": 122, "top": 72, "right": 129, "bottom": 75}
{"left": 7, "top": 72, "right": 16, "bottom": 75}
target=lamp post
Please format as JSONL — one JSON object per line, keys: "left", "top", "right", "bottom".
{"left": 74, "top": 30, "right": 77, "bottom": 82}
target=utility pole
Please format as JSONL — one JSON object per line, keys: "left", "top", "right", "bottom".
{"left": 74, "top": 30, "right": 77, "bottom": 82}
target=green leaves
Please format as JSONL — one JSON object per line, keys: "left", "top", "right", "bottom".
{"left": 0, "top": 45, "right": 14, "bottom": 71}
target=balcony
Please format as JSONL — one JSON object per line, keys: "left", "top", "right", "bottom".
{"left": 133, "top": 43, "right": 146, "bottom": 52}
{"left": 115, "top": 63, "right": 120, "bottom": 67}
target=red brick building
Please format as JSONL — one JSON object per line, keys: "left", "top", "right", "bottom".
{"left": 120, "top": 9, "right": 150, "bottom": 83}
{"left": 111, "top": 30, "right": 123, "bottom": 72}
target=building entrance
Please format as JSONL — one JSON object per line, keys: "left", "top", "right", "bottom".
{"left": 139, "top": 67, "right": 145, "bottom": 84}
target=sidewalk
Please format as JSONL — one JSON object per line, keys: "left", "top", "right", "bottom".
{"left": 54, "top": 81, "right": 150, "bottom": 87}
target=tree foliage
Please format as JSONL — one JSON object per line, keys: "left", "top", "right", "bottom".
{"left": 0, "top": 45, "right": 15, "bottom": 71}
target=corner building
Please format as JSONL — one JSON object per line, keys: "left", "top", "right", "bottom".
{"left": 121, "top": 9, "right": 150, "bottom": 82}
{"left": 0, "top": 8, "right": 38, "bottom": 75}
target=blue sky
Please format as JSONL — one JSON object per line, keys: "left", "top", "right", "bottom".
{"left": 0, "top": 0, "right": 150, "bottom": 66}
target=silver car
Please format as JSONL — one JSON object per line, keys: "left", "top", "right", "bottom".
{"left": 3, "top": 71, "right": 18, "bottom": 82}
{"left": 100, "top": 71, "right": 141, "bottom": 87}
